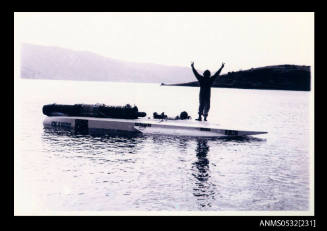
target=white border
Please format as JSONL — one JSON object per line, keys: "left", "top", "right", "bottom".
{"left": 14, "top": 12, "right": 315, "bottom": 216}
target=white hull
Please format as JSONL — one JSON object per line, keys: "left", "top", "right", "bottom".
{"left": 43, "top": 116, "right": 267, "bottom": 137}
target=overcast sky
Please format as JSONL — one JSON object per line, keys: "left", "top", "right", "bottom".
{"left": 14, "top": 12, "right": 314, "bottom": 73}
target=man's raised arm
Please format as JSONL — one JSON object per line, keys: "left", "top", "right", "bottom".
{"left": 211, "top": 62, "right": 225, "bottom": 82}
{"left": 191, "top": 62, "right": 202, "bottom": 81}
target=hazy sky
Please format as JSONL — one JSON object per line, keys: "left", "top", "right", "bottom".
{"left": 15, "top": 12, "right": 314, "bottom": 73}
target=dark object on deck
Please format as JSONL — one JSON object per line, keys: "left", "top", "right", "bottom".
{"left": 179, "top": 111, "right": 190, "bottom": 120}
{"left": 153, "top": 111, "right": 190, "bottom": 120}
{"left": 42, "top": 103, "right": 146, "bottom": 119}
{"left": 153, "top": 112, "right": 168, "bottom": 119}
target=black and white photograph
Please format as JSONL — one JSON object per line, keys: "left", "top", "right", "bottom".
{"left": 14, "top": 12, "right": 314, "bottom": 216}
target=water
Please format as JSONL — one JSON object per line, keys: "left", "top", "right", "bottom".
{"left": 14, "top": 79, "right": 312, "bottom": 213}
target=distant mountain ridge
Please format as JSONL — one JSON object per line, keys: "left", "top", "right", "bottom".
{"left": 21, "top": 43, "right": 311, "bottom": 91}
{"left": 21, "top": 43, "right": 196, "bottom": 84}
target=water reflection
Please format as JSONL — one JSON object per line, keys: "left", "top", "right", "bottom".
{"left": 218, "top": 136, "right": 266, "bottom": 143}
{"left": 177, "top": 137, "right": 190, "bottom": 153}
{"left": 150, "top": 134, "right": 176, "bottom": 145}
{"left": 42, "top": 128, "right": 145, "bottom": 158}
{"left": 192, "top": 139, "right": 216, "bottom": 208}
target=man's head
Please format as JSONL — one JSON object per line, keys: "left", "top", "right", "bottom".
{"left": 203, "top": 70, "right": 211, "bottom": 78}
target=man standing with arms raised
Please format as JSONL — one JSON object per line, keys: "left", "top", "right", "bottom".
{"left": 191, "top": 62, "right": 225, "bottom": 121}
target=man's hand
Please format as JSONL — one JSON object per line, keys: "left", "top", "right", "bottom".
{"left": 191, "top": 61, "right": 194, "bottom": 67}
{"left": 221, "top": 62, "right": 225, "bottom": 69}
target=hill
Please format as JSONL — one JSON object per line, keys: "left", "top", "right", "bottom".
{"left": 163, "top": 65, "right": 311, "bottom": 91}
{"left": 20, "top": 43, "right": 195, "bottom": 84}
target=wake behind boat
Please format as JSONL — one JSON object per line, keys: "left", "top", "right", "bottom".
{"left": 42, "top": 104, "right": 268, "bottom": 138}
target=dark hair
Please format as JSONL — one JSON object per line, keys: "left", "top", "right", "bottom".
{"left": 203, "top": 70, "right": 211, "bottom": 78}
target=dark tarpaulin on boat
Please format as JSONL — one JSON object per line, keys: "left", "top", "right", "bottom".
{"left": 42, "top": 104, "right": 146, "bottom": 119}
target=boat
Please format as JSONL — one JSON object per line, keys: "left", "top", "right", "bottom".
{"left": 43, "top": 116, "right": 268, "bottom": 137}
{"left": 42, "top": 104, "right": 267, "bottom": 137}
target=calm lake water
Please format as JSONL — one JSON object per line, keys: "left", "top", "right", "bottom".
{"left": 14, "top": 79, "right": 312, "bottom": 213}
